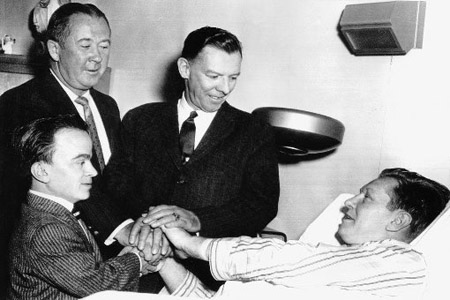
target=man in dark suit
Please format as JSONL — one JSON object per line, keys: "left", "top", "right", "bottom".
{"left": 8, "top": 115, "right": 152, "bottom": 300}
{"left": 0, "top": 3, "right": 131, "bottom": 296}
{"left": 104, "top": 26, "right": 280, "bottom": 292}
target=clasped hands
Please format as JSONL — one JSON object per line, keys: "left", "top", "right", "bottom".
{"left": 118, "top": 205, "right": 201, "bottom": 275}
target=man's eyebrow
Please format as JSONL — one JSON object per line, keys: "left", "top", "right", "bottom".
{"left": 77, "top": 38, "right": 111, "bottom": 44}
{"left": 206, "top": 70, "right": 241, "bottom": 76}
{"left": 72, "top": 154, "right": 91, "bottom": 160}
{"left": 77, "top": 38, "right": 93, "bottom": 43}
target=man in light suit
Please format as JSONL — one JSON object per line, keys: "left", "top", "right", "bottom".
{"left": 104, "top": 26, "right": 280, "bottom": 292}
{"left": 0, "top": 3, "right": 132, "bottom": 295}
{"left": 8, "top": 115, "right": 152, "bottom": 300}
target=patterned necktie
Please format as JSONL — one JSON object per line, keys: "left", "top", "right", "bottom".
{"left": 75, "top": 96, "right": 105, "bottom": 172}
{"left": 179, "top": 111, "right": 198, "bottom": 163}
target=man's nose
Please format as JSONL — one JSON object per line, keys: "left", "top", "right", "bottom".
{"left": 90, "top": 46, "right": 103, "bottom": 63}
{"left": 217, "top": 78, "right": 231, "bottom": 94}
{"left": 85, "top": 160, "right": 98, "bottom": 177}
{"left": 344, "top": 194, "right": 362, "bottom": 208}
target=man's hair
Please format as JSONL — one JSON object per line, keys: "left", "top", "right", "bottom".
{"left": 181, "top": 26, "right": 242, "bottom": 60}
{"left": 46, "top": 2, "right": 110, "bottom": 47}
{"left": 12, "top": 114, "right": 88, "bottom": 179}
{"left": 380, "top": 168, "right": 450, "bottom": 240}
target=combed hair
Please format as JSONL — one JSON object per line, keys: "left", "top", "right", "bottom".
{"left": 380, "top": 168, "right": 450, "bottom": 240}
{"left": 12, "top": 114, "right": 88, "bottom": 180}
{"left": 181, "top": 26, "right": 242, "bottom": 60}
{"left": 46, "top": 2, "right": 110, "bottom": 47}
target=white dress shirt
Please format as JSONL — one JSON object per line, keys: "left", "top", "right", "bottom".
{"left": 177, "top": 94, "right": 217, "bottom": 149}
{"left": 50, "top": 69, "right": 112, "bottom": 164}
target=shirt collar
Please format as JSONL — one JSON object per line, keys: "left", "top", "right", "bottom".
{"left": 50, "top": 68, "right": 91, "bottom": 101}
{"left": 178, "top": 93, "right": 217, "bottom": 121}
{"left": 29, "top": 189, "right": 74, "bottom": 212}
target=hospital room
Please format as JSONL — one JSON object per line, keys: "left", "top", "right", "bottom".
{"left": 0, "top": 0, "right": 449, "bottom": 299}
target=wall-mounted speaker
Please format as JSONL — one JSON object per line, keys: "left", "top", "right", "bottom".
{"left": 339, "top": 1, "right": 426, "bottom": 55}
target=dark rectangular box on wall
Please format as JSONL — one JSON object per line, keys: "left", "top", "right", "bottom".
{"left": 339, "top": 1, "right": 426, "bottom": 55}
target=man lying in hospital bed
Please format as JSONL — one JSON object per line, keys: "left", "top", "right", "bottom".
{"left": 84, "top": 168, "right": 449, "bottom": 299}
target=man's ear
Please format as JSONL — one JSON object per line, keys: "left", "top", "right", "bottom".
{"left": 31, "top": 161, "right": 50, "bottom": 183}
{"left": 47, "top": 39, "right": 61, "bottom": 62}
{"left": 386, "top": 210, "right": 412, "bottom": 232}
{"left": 177, "top": 57, "right": 190, "bottom": 80}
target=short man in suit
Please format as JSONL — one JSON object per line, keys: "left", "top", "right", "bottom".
{"left": 8, "top": 115, "right": 153, "bottom": 299}
{"left": 104, "top": 26, "right": 280, "bottom": 291}
{"left": 0, "top": 3, "right": 137, "bottom": 295}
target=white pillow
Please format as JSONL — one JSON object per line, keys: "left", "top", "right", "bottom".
{"left": 410, "top": 203, "right": 450, "bottom": 300}
{"left": 298, "top": 193, "right": 353, "bottom": 246}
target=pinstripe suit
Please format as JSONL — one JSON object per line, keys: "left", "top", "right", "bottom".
{"left": 8, "top": 193, "right": 140, "bottom": 300}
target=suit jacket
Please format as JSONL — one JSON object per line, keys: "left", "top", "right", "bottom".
{"left": 104, "top": 101, "right": 280, "bottom": 291}
{"left": 106, "top": 101, "right": 280, "bottom": 238}
{"left": 0, "top": 71, "right": 126, "bottom": 295}
{"left": 8, "top": 193, "right": 140, "bottom": 300}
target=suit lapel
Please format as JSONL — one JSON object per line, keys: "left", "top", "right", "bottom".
{"left": 191, "top": 102, "right": 237, "bottom": 162}
{"left": 26, "top": 193, "right": 96, "bottom": 253}
{"left": 38, "top": 73, "right": 80, "bottom": 116}
{"left": 159, "top": 104, "right": 184, "bottom": 169}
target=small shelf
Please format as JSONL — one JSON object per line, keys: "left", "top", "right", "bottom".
{"left": 0, "top": 54, "right": 45, "bottom": 75}
{"left": 0, "top": 54, "right": 110, "bottom": 94}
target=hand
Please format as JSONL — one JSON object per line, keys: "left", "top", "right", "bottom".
{"left": 135, "top": 225, "right": 171, "bottom": 262}
{"left": 141, "top": 258, "right": 166, "bottom": 275}
{"left": 118, "top": 246, "right": 166, "bottom": 275}
{"left": 142, "top": 205, "right": 201, "bottom": 233}
{"left": 126, "top": 218, "right": 171, "bottom": 262}
{"left": 161, "top": 226, "right": 208, "bottom": 260}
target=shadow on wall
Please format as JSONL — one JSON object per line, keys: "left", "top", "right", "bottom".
{"left": 158, "top": 57, "right": 184, "bottom": 103}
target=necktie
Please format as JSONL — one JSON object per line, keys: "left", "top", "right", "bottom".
{"left": 179, "top": 111, "right": 198, "bottom": 163}
{"left": 75, "top": 96, "right": 105, "bottom": 172}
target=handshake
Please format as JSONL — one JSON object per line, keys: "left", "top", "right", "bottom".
{"left": 116, "top": 205, "right": 207, "bottom": 276}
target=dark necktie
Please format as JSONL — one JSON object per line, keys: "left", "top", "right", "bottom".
{"left": 179, "top": 111, "right": 198, "bottom": 163}
{"left": 75, "top": 96, "right": 105, "bottom": 172}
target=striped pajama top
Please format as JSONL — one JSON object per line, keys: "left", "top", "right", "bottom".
{"left": 171, "top": 237, "right": 426, "bottom": 299}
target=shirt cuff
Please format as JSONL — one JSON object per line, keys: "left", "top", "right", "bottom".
{"left": 104, "top": 219, "right": 134, "bottom": 245}
{"left": 130, "top": 251, "right": 143, "bottom": 276}
{"left": 171, "top": 270, "right": 198, "bottom": 297}
{"left": 200, "top": 238, "right": 213, "bottom": 260}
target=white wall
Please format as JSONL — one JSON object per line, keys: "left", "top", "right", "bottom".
{"left": 3, "top": 0, "right": 450, "bottom": 239}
